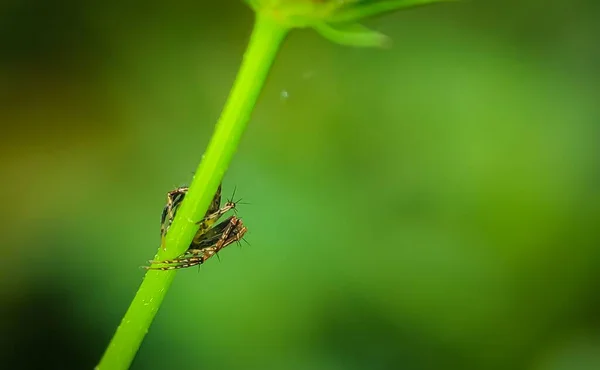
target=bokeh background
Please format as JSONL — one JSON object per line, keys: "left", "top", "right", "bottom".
{"left": 1, "top": 0, "right": 599, "bottom": 369}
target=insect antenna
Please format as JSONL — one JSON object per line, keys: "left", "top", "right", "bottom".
{"left": 224, "top": 186, "right": 251, "bottom": 214}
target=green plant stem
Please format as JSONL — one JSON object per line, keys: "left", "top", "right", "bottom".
{"left": 96, "top": 13, "right": 288, "bottom": 370}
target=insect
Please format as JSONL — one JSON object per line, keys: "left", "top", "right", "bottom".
{"left": 145, "top": 216, "right": 247, "bottom": 270}
{"left": 150, "top": 184, "right": 248, "bottom": 270}
{"left": 159, "top": 184, "right": 243, "bottom": 250}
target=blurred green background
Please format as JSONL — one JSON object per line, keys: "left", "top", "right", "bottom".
{"left": 1, "top": 1, "right": 599, "bottom": 369}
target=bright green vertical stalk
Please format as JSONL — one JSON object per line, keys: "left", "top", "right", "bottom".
{"left": 96, "top": 13, "right": 289, "bottom": 370}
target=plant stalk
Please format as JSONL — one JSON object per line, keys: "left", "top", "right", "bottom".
{"left": 96, "top": 13, "right": 288, "bottom": 370}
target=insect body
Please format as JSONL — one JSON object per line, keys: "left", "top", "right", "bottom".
{"left": 146, "top": 216, "right": 247, "bottom": 270}
{"left": 160, "top": 184, "right": 219, "bottom": 250}
{"left": 150, "top": 184, "right": 247, "bottom": 270}
{"left": 159, "top": 184, "right": 244, "bottom": 249}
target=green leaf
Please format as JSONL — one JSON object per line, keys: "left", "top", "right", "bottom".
{"left": 313, "top": 22, "right": 391, "bottom": 48}
{"left": 329, "top": 0, "right": 457, "bottom": 24}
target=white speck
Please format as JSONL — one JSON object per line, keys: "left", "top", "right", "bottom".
{"left": 280, "top": 90, "right": 289, "bottom": 100}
